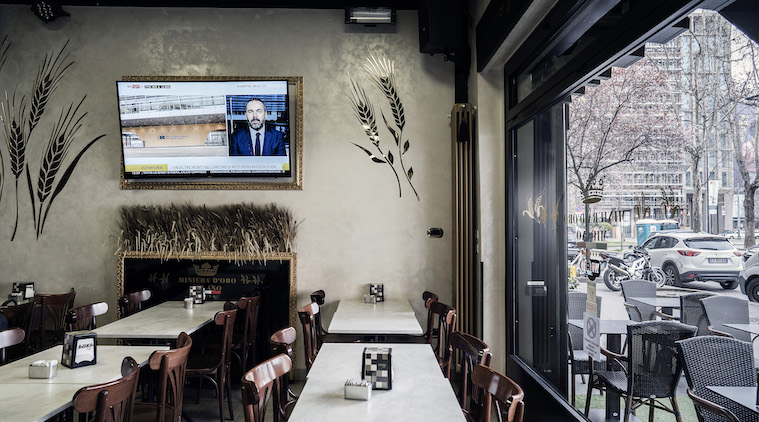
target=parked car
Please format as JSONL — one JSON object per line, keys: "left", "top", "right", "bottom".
{"left": 740, "top": 251, "right": 759, "bottom": 301}
{"left": 640, "top": 232, "right": 742, "bottom": 289}
{"left": 744, "top": 244, "right": 759, "bottom": 262}
{"left": 567, "top": 230, "right": 580, "bottom": 261}
{"left": 718, "top": 229, "right": 741, "bottom": 239}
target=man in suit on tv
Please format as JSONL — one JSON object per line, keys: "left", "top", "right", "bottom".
{"left": 229, "top": 98, "right": 287, "bottom": 156}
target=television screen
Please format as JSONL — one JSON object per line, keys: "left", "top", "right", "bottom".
{"left": 117, "top": 79, "right": 292, "bottom": 180}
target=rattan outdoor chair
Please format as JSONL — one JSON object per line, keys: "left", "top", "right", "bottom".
{"left": 620, "top": 280, "right": 656, "bottom": 321}
{"left": 678, "top": 292, "right": 714, "bottom": 336}
{"left": 677, "top": 335, "right": 757, "bottom": 422}
{"left": 686, "top": 388, "right": 741, "bottom": 422}
{"left": 584, "top": 321, "right": 697, "bottom": 422}
{"left": 567, "top": 291, "right": 603, "bottom": 407}
{"left": 700, "top": 295, "right": 753, "bottom": 341}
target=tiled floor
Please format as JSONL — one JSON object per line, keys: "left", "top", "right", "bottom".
{"left": 181, "top": 376, "right": 305, "bottom": 422}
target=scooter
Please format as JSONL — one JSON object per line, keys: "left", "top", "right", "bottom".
{"left": 601, "top": 247, "right": 665, "bottom": 291}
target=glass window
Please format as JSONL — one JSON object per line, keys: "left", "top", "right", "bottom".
{"left": 642, "top": 237, "right": 659, "bottom": 249}
{"left": 683, "top": 237, "right": 735, "bottom": 250}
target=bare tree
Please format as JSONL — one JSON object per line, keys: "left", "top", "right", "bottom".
{"left": 567, "top": 58, "right": 685, "bottom": 240}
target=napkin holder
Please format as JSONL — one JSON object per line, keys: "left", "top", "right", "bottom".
{"left": 344, "top": 379, "right": 372, "bottom": 400}
{"left": 61, "top": 331, "right": 97, "bottom": 369}
{"left": 369, "top": 283, "right": 384, "bottom": 302}
{"left": 362, "top": 347, "right": 392, "bottom": 390}
{"left": 29, "top": 360, "right": 58, "bottom": 379}
{"left": 189, "top": 285, "right": 206, "bottom": 304}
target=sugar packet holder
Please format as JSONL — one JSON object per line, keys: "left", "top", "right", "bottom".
{"left": 344, "top": 379, "right": 372, "bottom": 400}
{"left": 29, "top": 359, "right": 58, "bottom": 379}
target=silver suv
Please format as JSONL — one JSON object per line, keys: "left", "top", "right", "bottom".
{"left": 640, "top": 232, "right": 742, "bottom": 289}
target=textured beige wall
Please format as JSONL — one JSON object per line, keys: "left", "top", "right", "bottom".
{"left": 0, "top": 6, "right": 454, "bottom": 370}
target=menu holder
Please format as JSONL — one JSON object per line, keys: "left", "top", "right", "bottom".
{"left": 61, "top": 331, "right": 97, "bottom": 369}
{"left": 362, "top": 347, "right": 392, "bottom": 390}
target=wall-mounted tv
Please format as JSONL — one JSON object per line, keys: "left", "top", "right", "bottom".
{"left": 117, "top": 76, "right": 303, "bottom": 190}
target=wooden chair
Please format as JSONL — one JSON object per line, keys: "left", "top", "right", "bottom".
{"left": 66, "top": 302, "right": 108, "bottom": 331}
{"left": 28, "top": 288, "right": 76, "bottom": 352}
{"left": 471, "top": 364, "right": 525, "bottom": 422}
{"left": 227, "top": 296, "right": 261, "bottom": 375}
{"left": 119, "top": 289, "right": 152, "bottom": 317}
{"left": 449, "top": 331, "right": 492, "bottom": 421}
{"left": 309, "top": 290, "right": 327, "bottom": 347}
{"left": 0, "top": 328, "right": 25, "bottom": 365}
{"left": 428, "top": 301, "right": 457, "bottom": 377}
{"left": 422, "top": 291, "right": 439, "bottom": 341}
{"left": 0, "top": 302, "right": 33, "bottom": 360}
{"left": 269, "top": 327, "right": 298, "bottom": 422}
{"left": 186, "top": 309, "right": 237, "bottom": 422}
{"left": 297, "top": 302, "right": 320, "bottom": 372}
{"left": 133, "top": 332, "right": 192, "bottom": 422}
{"left": 241, "top": 354, "right": 292, "bottom": 422}
{"left": 73, "top": 356, "right": 140, "bottom": 422}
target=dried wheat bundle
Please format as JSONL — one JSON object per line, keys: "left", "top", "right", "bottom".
{"left": 118, "top": 203, "right": 297, "bottom": 262}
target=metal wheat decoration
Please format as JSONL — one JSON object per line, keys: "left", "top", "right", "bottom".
{"left": 0, "top": 92, "right": 27, "bottom": 240}
{"left": 118, "top": 203, "right": 298, "bottom": 263}
{"left": 32, "top": 96, "right": 106, "bottom": 238}
{"left": 348, "top": 55, "right": 419, "bottom": 200}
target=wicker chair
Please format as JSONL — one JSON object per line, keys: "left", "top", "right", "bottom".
{"left": 567, "top": 291, "right": 602, "bottom": 407}
{"left": 686, "top": 388, "right": 741, "bottom": 422}
{"left": 620, "top": 280, "right": 656, "bottom": 321}
{"left": 584, "top": 321, "right": 697, "bottom": 422}
{"left": 700, "top": 296, "right": 753, "bottom": 341}
{"left": 678, "top": 335, "right": 757, "bottom": 422}
{"left": 678, "top": 292, "right": 714, "bottom": 336}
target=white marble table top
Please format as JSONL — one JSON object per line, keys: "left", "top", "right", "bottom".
{"left": 90, "top": 300, "right": 226, "bottom": 339}
{"left": 289, "top": 343, "right": 465, "bottom": 421}
{"left": 327, "top": 299, "right": 423, "bottom": 335}
{"left": 0, "top": 345, "right": 163, "bottom": 422}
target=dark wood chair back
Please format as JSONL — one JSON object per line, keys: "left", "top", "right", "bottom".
{"left": 309, "top": 290, "right": 328, "bottom": 347}
{"left": 450, "top": 331, "right": 492, "bottom": 420}
{"left": 298, "top": 302, "right": 320, "bottom": 371}
{"left": 134, "top": 332, "right": 192, "bottom": 422}
{"left": 310, "top": 290, "right": 325, "bottom": 305}
{"left": 269, "top": 326, "right": 298, "bottom": 422}
{"left": 471, "top": 364, "right": 525, "bottom": 422}
{"left": 66, "top": 302, "right": 108, "bottom": 331}
{"left": 0, "top": 301, "right": 34, "bottom": 329}
{"left": 0, "top": 328, "right": 25, "bottom": 365}
{"left": 29, "top": 288, "right": 76, "bottom": 351}
{"left": 119, "top": 289, "right": 152, "bottom": 317}
{"left": 241, "top": 354, "right": 292, "bottom": 422}
{"left": 186, "top": 309, "right": 237, "bottom": 422}
{"left": 238, "top": 296, "right": 261, "bottom": 370}
{"left": 428, "top": 300, "right": 456, "bottom": 377}
{"left": 73, "top": 356, "right": 140, "bottom": 422}
{"left": 422, "top": 291, "right": 439, "bottom": 341}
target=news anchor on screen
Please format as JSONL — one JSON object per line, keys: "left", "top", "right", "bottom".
{"left": 229, "top": 98, "right": 286, "bottom": 156}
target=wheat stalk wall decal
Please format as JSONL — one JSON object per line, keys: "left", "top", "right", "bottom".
{"left": 28, "top": 40, "right": 72, "bottom": 136}
{"left": 1, "top": 92, "right": 28, "bottom": 240}
{"left": 364, "top": 54, "right": 418, "bottom": 201}
{"left": 0, "top": 36, "right": 12, "bottom": 221}
{"left": 347, "top": 78, "right": 402, "bottom": 197}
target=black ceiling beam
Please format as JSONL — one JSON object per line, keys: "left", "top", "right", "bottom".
{"left": 719, "top": 0, "right": 759, "bottom": 44}
{"left": 3, "top": 0, "right": 419, "bottom": 8}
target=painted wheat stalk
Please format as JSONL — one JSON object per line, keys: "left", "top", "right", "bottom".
{"left": 0, "top": 35, "right": 10, "bottom": 73}
{"left": 347, "top": 78, "right": 401, "bottom": 197}
{"left": 0, "top": 92, "right": 28, "bottom": 240}
{"left": 365, "top": 54, "right": 418, "bottom": 200}
{"left": 28, "top": 40, "right": 73, "bottom": 136}
{"left": 0, "top": 36, "right": 8, "bottom": 207}
{"left": 118, "top": 203, "right": 297, "bottom": 263}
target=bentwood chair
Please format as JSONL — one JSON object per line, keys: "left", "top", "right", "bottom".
{"left": 228, "top": 296, "right": 261, "bottom": 375}
{"left": 567, "top": 291, "right": 603, "bottom": 406}
{"left": 686, "top": 388, "right": 741, "bottom": 422}
{"left": 422, "top": 291, "right": 439, "bottom": 342}
{"left": 119, "top": 289, "right": 152, "bottom": 317}
{"left": 133, "top": 332, "right": 192, "bottom": 422}
{"left": 585, "top": 321, "right": 697, "bottom": 422}
{"left": 186, "top": 309, "right": 237, "bottom": 422}
{"left": 297, "top": 302, "right": 320, "bottom": 372}
{"left": 241, "top": 354, "right": 293, "bottom": 422}
{"left": 428, "top": 301, "right": 457, "bottom": 377}
{"left": 309, "top": 290, "right": 327, "bottom": 348}
{"left": 269, "top": 327, "right": 298, "bottom": 422}
{"left": 700, "top": 295, "right": 753, "bottom": 341}
{"left": 66, "top": 302, "right": 108, "bottom": 331}
{"left": 0, "top": 328, "right": 25, "bottom": 365}
{"left": 73, "top": 356, "right": 140, "bottom": 421}
{"left": 28, "top": 288, "right": 76, "bottom": 352}
{"left": 471, "top": 364, "right": 525, "bottom": 422}
{"left": 0, "top": 302, "right": 33, "bottom": 360}
{"left": 678, "top": 335, "right": 756, "bottom": 422}
{"left": 449, "top": 331, "right": 492, "bottom": 421}
{"left": 621, "top": 280, "right": 656, "bottom": 322}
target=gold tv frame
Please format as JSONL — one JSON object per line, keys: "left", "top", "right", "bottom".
{"left": 118, "top": 75, "right": 303, "bottom": 190}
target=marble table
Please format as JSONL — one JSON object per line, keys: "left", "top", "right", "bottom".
{"left": 0, "top": 344, "right": 163, "bottom": 421}
{"left": 327, "top": 299, "right": 423, "bottom": 336}
{"left": 89, "top": 300, "right": 226, "bottom": 340}
{"left": 288, "top": 343, "right": 465, "bottom": 421}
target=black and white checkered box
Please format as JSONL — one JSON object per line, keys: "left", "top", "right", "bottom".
{"left": 362, "top": 347, "right": 392, "bottom": 390}
{"left": 369, "top": 283, "right": 384, "bottom": 302}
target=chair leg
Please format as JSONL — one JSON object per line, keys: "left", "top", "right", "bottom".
{"left": 571, "top": 370, "right": 576, "bottom": 407}
{"left": 624, "top": 394, "right": 634, "bottom": 422}
{"left": 648, "top": 398, "right": 655, "bottom": 422}
{"left": 671, "top": 396, "right": 682, "bottom": 422}
{"left": 584, "top": 377, "right": 593, "bottom": 416}
{"left": 226, "top": 369, "right": 234, "bottom": 420}
{"left": 217, "top": 376, "right": 224, "bottom": 422}
{"left": 196, "top": 377, "right": 202, "bottom": 404}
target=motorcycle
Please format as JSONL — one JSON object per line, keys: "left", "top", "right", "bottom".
{"left": 601, "top": 247, "right": 665, "bottom": 291}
